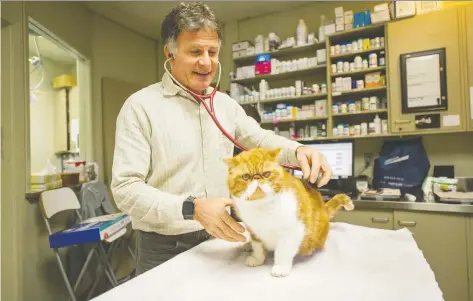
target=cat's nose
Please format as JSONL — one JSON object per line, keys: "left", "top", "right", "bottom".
{"left": 253, "top": 174, "right": 261, "bottom": 180}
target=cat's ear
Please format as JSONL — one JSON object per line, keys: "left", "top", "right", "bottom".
{"left": 224, "top": 157, "right": 238, "bottom": 168}
{"left": 267, "top": 148, "right": 282, "bottom": 161}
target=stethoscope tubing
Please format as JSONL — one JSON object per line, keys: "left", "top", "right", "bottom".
{"left": 164, "top": 57, "right": 301, "bottom": 171}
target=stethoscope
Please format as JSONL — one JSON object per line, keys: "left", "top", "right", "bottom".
{"left": 164, "top": 56, "right": 301, "bottom": 172}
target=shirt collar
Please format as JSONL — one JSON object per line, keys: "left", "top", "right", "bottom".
{"left": 161, "top": 72, "right": 215, "bottom": 102}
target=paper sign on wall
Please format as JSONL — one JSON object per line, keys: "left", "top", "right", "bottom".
{"left": 442, "top": 115, "right": 460, "bottom": 127}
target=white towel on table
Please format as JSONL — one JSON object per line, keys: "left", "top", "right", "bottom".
{"left": 92, "top": 222, "right": 443, "bottom": 301}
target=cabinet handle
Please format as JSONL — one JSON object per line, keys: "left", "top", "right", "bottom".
{"left": 394, "top": 120, "right": 411, "bottom": 124}
{"left": 371, "top": 217, "right": 389, "bottom": 223}
{"left": 398, "top": 220, "right": 417, "bottom": 227}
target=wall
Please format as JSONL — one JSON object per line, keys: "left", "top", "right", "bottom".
{"left": 91, "top": 13, "right": 158, "bottom": 183}
{"left": 2, "top": 2, "right": 159, "bottom": 301}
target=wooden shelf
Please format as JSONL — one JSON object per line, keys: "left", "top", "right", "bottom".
{"left": 331, "top": 66, "right": 386, "bottom": 77}
{"left": 237, "top": 101, "right": 258, "bottom": 106}
{"left": 261, "top": 116, "right": 328, "bottom": 125}
{"left": 330, "top": 47, "right": 385, "bottom": 59}
{"left": 232, "top": 65, "right": 327, "bottom": 85}
{"left": 259, "top": 93, "right": 328, "bottom": 104}
{"left": 331, "top": 133, "right": 392, "bottom": 140}
{"left": 327, "top": 23, "right": 387, "bottom": 43}
{"left": 233, "top": 42, "right": 326, "bottom": 64}
{"left": 332, "top": 86, "right": 387, "bottom": 97}
{"left": 332, "top": 109, "right": 388, "bottom": 117}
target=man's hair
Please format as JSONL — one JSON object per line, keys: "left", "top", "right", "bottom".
{"left": 161, "top": 2, "right": 222, "bottom": 55}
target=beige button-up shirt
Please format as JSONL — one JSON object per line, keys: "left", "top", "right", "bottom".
{"left": 111, "top": 73, "right": 303, "bottom": 235}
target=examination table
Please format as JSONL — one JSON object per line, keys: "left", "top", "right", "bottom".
{"left": 92, "top": 223, "right": 444, "bottom": 301}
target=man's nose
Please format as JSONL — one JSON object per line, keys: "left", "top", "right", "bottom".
{"left": 253, "top": 174, "right": 261, "bottom": 180}
{"left": 198, "top": 52, "right": 211, "bottom": 66}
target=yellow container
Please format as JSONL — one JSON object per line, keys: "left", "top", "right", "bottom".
{"left": 53, "top": 74, "right": 77, "bottom": 89}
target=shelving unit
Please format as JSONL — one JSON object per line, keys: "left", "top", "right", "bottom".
{"left": 327, "top": 24, "right": 390, "bottom": 138}
{"left": 231, "top": 38, "right": 331, "bottom": 141}
{"left": 231, "top": 23, "right": 392, "bottom": 142}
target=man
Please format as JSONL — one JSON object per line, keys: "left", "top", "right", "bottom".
{"left": 111, "top": 2, "right": 332, "bottom": 276}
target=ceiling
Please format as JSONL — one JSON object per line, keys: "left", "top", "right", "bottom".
{"left": 85, "top": 1, "right": 309, "bottom": 40}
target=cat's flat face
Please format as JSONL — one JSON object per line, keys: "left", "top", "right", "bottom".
{"left": 224, "top": 148, "right": 285, "bottom": 201}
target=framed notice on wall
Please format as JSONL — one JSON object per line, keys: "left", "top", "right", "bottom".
{"left": 400, "top": 48, "right": 448, "bottom": 114}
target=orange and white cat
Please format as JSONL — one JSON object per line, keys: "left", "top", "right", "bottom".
{"left": 224, "top": 148, "right": 354, "bottom": 277}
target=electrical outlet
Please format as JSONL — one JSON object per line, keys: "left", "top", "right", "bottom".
{"left": 364, "top": 153, "right": 374, "bottom": 166}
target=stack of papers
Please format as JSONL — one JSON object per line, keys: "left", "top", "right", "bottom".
{"left": 360, "top": 188, "right": 401, "bottom": 200}
{"left": 434, "top": 191, "right": 473, "bottom": 204}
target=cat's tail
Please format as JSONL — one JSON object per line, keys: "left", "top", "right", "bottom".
{"left": 325, "top": 194, "right": 354, "bottom": 218}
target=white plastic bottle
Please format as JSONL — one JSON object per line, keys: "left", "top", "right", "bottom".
{"left": 259, "top": 80, "right": 267, "bottom": 100}
{"left": 297, "top": 18, "right": 308, "bottom": 47}
{"left": 374, "top": 114, "right": 381, "bottom": 134}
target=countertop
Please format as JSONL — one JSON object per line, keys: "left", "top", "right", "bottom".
{"left": 352, "top": 199, "right": 473, "bottom": 214}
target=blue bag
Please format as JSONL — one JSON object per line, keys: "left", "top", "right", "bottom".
{"left": 373, "top": 137, "right": 430, "bottom": 197}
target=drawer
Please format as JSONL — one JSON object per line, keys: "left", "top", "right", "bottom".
{"left": 334, "top": 209, "right": 394, "bottom": 230}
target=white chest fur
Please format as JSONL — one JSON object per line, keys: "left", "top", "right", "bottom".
{"left": 233, "top": 188, "right": 305, "bottom": 251}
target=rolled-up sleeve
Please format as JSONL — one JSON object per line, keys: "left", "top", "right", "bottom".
{"left": 233, "top": 101, "right": 302, "bottom": 166}
{"left": 110, "top": 99, "right": 186, "bottom": 224}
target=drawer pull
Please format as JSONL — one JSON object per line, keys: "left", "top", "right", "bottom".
{"left": 371, "top": 217, "right": 389, "bottom": 223}
{"left": 398, "top": 221, "right": 417, "bottom": 227}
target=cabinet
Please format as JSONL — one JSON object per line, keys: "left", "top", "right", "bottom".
{"left": 466, "top": 4, "right": 473, "bottom": 131}
{"left": 336, "top": 208, "right": 469, "bottom": 301}
{"left": 387, "top": 7, "right": 467, "bottom": 134}
{"left": 334, "top": 209, "right": 393, "bottom": 230}
{"left": 393, "top": 211, "right": 469, "bottom": 301}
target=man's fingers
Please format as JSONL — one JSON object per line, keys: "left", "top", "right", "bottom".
{"left": 309, "top": 152, "right": 321, "bottom": 184}
{"left": 217, "top": 217, "right": 246, "bottom": 242}
{"left": 221, "top": 212, "right": 246, "bottom": 234}
{"left": 210, "top": 226, "right": 237, "bottom": 242}
{"left": 298, "top": 153, "right": 311, "bottom": 180}
{"left": 317, "top": 164, "right": 332, "bottom": 187}
{"left": 222, "top": 198, "right": 234, "bottom": 207}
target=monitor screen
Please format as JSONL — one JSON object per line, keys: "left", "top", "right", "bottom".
{"left": 293, "top": 141, "right": 354, "bottom": 179}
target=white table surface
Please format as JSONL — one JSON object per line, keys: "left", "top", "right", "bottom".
{"left": 92, "top": 222, "right": 444, "bottom": 301}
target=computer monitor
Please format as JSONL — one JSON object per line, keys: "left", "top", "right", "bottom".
{"left": 293, "top": 140, "right": 354, "bottom": 180}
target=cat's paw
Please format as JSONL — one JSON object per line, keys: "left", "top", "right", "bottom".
{"left": 242, "top": 242, "right": 252, "bottom": 252}
{"left": 344, "top": 199, "right": 354, "bottom": 211}
{"left": 245, "top": 255, "right": 265, "bottom": 267}
{"left": 271, "top": 264, "right": 292, "bottom": 277}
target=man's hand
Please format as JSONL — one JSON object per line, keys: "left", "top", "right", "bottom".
{"left": 296, "top": 146, "right": 332, "bottom": 187}
{"left": 193, "top": 197, "right": 247, "bottom": 242}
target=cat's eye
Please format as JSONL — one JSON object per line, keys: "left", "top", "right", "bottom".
{"left": 263, "top": 171, "right": 271, "bottom": 178}
{"left": 241, "top": 174, "right": 251, "bottom": 180}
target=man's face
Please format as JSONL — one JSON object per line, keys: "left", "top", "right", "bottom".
{"left": 167, "top": 30, "right": 220, "bottom": 94}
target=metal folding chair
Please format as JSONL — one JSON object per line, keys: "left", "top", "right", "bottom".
{"left": 40, "top": 187, "right": 121, "bottom": 301}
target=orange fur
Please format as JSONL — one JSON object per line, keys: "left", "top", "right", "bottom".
{"left": 225, "top": 148, "right": 354, "bottom": 256}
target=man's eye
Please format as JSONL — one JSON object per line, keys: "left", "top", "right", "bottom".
{"left": 241, "top": 174, "right": 251, "bottom": 180}
{"left": 263, "top": 171, "right": 271, "bottom": 178}
{"left": 191, "top": 50, "right": 201, "bottom": 55}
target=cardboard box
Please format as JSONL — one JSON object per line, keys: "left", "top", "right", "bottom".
{"left": 374, "top": 3, "right": 389, "bottom": 12}
{"left": 335, "top": 6, "right": 344, "bottom": 17}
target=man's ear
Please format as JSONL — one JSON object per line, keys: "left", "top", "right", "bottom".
{"left": 164, "top": 44, "right": 173, "bottom": 60}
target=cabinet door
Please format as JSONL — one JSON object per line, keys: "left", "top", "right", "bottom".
{"left": 334, "top": 209, "right": 394, "bottom": 230}
{"left": 387, "top": 7, "right": 467, "bottom": 134}
{"left": 394, "top": 210, "right": 468, "bottom": 301}
{"left": 466, "top": 4, "right": 473, "bottom": 131}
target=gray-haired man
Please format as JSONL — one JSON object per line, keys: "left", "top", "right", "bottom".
{"left": 111, "top": 2, "right": 332, "bottom": 276}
